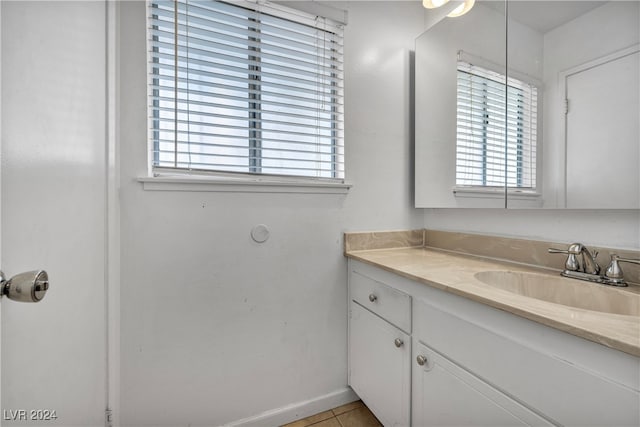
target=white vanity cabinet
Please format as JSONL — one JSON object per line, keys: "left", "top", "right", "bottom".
{"left": 412, "top": 341, "right": 551, "bottom": 426}
{"left": 347, "top": 259, "right": 640, "bottom": 427}
{"left": 348, "top": 270, "right": 412, "bottom": 426}
{"left": 350, "top": 302, "right": 411, "bottom": 427}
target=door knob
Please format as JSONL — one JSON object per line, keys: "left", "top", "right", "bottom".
{"left": 416, "top": 355, "right": 428, "bottom": 366}
{"left": 1, "top": 270, "right": 49, "bottom": 303}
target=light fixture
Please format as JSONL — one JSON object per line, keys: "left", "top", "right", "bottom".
{"left": 422, "top": 0, "right": 450, "bottom": 9}
{"left": 446, "top": 0, "right": 475, "bottom": 17}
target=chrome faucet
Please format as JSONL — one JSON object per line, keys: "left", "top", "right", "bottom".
{"left": 549, "top": 243, "right": 603, "bottom": 284}
{"left": 549, "top": 244, "right": 639, "bottom": 287}
{"left": 549, "top": 243, "right": 600, "bottom": 274}
{"left": 575, "top": 243, "right": 600, "bottom": 275}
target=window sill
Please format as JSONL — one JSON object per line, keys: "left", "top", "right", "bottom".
{"left": 453, "top": 186, "right": 541, "bottom": 200}
{"left": 138, "top": 175, "right": 352, "bottom": 194}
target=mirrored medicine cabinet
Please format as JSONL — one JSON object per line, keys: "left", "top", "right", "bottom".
{"left": 415, "top": 0, "right": 639, "bottom": 209}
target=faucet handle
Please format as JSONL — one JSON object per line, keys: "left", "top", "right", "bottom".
{"left": 548, "top": 248, "right": 570, "bottom": 254}
{"left": 604, "top": 254, "right": 640, "bottom": 286}
{"left": 548, "top": 246, "right": 580, "bottom": 272}
{"left": 614, "top": 255, "right": 640, "bottom": 266}
{"left": 567, "top": 243, "right": 585, "bottom": 255}
{"left": 549, "top": 243, "right": 584, "bottom": 255}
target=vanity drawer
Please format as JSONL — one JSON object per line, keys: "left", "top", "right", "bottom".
{"left": 350, "top": 271, "right": 411, "bottom": 333}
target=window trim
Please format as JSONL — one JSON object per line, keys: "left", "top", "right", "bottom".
{"left": 145, "top": 0, "right": 346, "bottom": 185}
{"left": 137, "top": 174, "right": 352, "bottom": 193}
{"left": 452, "top": 186, "right": 540, "bottom": 198}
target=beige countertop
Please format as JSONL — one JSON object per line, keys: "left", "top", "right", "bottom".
{"left": 346, "top": 246, "right": 640, "bottom": 357}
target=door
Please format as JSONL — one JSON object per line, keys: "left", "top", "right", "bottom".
{"left": 565, "top": 48, "right": 640, "bottom": 208}
{"left": 412, "top": 342, "right": 552, "bottom": 426}
{"left": 1, "top": 1, "right": 107, "bottom": 426}
{"left": 349, "top": 302, "right": 411, "bottom": 427}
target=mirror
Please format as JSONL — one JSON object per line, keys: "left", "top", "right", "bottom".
{"left": 415, "top": 1, "right": 640, "bottom": 209}
{"left": 415, "top": 1, "right": 507, "bottom": 208}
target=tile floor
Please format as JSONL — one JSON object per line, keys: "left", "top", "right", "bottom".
{"left": 281, "top": 400, "right": 382, "bottom": 427}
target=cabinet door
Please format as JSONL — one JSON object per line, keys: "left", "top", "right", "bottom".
{"left": 349, "top": 302, "right": 410, "bottom": 427}
{"left": 412, "top": 342, "right": 552, "bottom": 427}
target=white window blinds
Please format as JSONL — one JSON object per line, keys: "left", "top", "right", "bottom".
{"left": 455, "top": 61, "right": 537, "bottom": 189}
{"left": 148, "top": 0, "right": 345, "bottom": 179}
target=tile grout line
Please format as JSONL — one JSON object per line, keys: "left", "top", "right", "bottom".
{"left": 304, "top": 406, "right": 358, "bottom": 427}
{"left": 283, "top": 400, "right": 379, "bottom": 427}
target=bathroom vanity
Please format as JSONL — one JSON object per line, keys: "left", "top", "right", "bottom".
{"left": 345, "top": 231, "right": 640, "bottom": 426}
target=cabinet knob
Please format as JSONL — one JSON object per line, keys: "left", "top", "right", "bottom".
{"left": 416, "top": 355, "right": 428, "bottom": 366}
{"left": 368, "top": 294, "right": 377, "bottom": 303}
{"left": 394, "top": 338, "right": 404, "bottom": 348}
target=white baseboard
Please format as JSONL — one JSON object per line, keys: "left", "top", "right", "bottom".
{"left": 223, "top": 387, "right": 359, "bottom": 427}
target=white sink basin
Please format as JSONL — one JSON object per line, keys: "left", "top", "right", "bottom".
{"left": 474, "top": 270, "right": 640, "bottom": 316}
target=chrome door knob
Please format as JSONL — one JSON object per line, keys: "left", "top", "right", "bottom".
{"left": 394, "top": 338, "right": 404, "bottom": 348}
{"left": 368, "top": 294, "right": 377, "bottom": 302}
{"left": 1, "top": 270, "right": 49, "bottom": 303}
{"left": 416, "top": 355, "right": 428, "bottom": 366}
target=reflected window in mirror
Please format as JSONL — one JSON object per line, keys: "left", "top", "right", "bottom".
{"left": 455, "top": 60, "right": 538, "bottom": 192}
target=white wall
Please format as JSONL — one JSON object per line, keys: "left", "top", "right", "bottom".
{"left": 118, "top": 1, "right": 424, "bottom": 425}
{"left": 1, "top": 1, "right": 107, "bottom": 426}
{"left": 424, "top": 209, "right": 640, "bottom": 250}
{"left": 340, "top": 1, "right": 425, "bottom": 229}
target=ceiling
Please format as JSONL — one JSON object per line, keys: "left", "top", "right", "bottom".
{"left": 482, "top": 1, "right": 607, "bottom": 33}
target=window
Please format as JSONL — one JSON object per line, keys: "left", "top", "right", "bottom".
{"left": 148, "top": 0, "right": 344, "bottom": 180}
{"left": 455, "top": 61, "right": 537, "bottom": 190}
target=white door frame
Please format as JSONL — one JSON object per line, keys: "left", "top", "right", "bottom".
{"left": 0, "top": 1, "right": 4, "bottom": 422}
{"left": 105, "top": 0, "right": 120, "bottom": 425}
